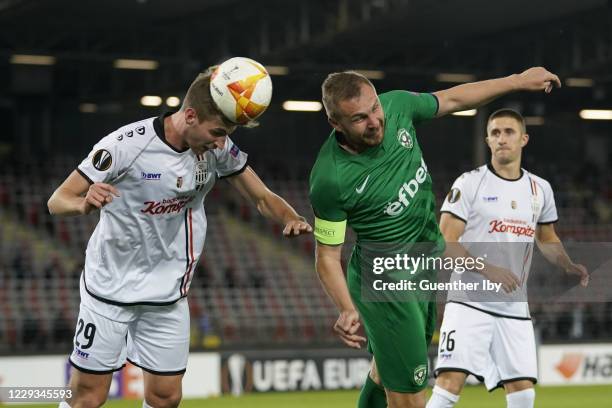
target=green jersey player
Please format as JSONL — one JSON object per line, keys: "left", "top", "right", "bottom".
{"left": 309, "top": 68, "right": 561, "bottom": 408}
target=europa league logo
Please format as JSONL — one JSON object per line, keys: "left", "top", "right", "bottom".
{"left": 222, "top": 354, "right": 253, "bottom": 395}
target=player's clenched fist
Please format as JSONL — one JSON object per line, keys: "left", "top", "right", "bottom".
{"left": 82, "top": 183, "right": 120, "bottom": 214}
{"left": 333, "top": 309, "right": 366, "bottom": 349}
{"left": 516, "top": 67, "right": 561, "bottom": 93}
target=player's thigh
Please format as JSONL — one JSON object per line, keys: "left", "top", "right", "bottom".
{"left": 358, "top": 300, "right": 431, "bottom": 393}
{"left": 434, "top": 303, "right": 495, "bottom": 382}
{"left": 127, "top": 298, "right": 190, "bottom": 374}
{"left": 66, "top": 368, "right": 113, "bottom": 407}
{"left": 491, "top": 317, "right": 537, "bottom": 386}
{"left": 385, "top": 389, "right": 426, "bottom": 408}
{"left": 370, "top": 357, "right": 381, "bottom": 385}
{"left": 143, "top": 370, "right": 184, "bottom": 408}
{"left": 69, "top": 303, "right": 129, "bottom": 373}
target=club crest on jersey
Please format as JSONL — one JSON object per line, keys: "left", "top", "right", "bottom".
{"left": 397, "top": 128, "right": 413, "bottom": 149}
{"left": 177, "top": 177, "right": 183, "bottom": 188}
{"left": 511, "top": 200, "right": 517, "bottom": 209}
{"left": 414, "top": 365, "right": 427, "bottom": 386}
{"left": 92, "top": 149, "right": 112, "bottom": 171}
{"left": 195, "top": 158, "right": 210, "bottom": 186}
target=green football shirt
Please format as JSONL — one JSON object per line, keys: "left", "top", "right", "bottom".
{"left": 309, "top": 90, "right": 443, "bottom": 247}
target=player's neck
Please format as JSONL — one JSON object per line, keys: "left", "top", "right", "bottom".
{"left": 336, "top": 132, "right": 370, "bottom": 154}
{"left": 490, "top": 159, "right": 522, "bottom": 180}
{"left": 165, "top": 113, "right": 188, "bottom": 151}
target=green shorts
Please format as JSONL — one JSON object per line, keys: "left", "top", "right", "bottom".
{"left": 349, "top": 266, "right": 437, "bottom": 393}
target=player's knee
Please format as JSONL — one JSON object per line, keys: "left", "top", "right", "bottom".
{"left": 434, "top": 371, "right": 466, "bottom": 395}
{"left": 144, "top": 389, "right": 182, "bottom": 408}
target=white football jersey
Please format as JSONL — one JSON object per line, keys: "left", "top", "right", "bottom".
{"left": 77, "top": 113, "right": 247, "bottom": 305}
{"left": 440, "top": 164, "right": 558, "bottom": 318}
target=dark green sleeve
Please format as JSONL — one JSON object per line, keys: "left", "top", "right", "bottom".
{"left": 309, "top": 165, "right": 348, "bottom": 245}
{"left": 309, "top": 169, "right": 347, "bottom": 222}
{"left": 383, "top": 90, "right": 439, "bottom": 123}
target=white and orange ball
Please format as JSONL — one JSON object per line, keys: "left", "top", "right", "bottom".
{"left": 210, "top": 57, "right": 273, "bottom": 125}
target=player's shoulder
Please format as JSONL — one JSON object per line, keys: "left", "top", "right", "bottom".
{"left": 114, "top": 116, "right": 157, "bottom": 142}
{"left": 309, "top": 138, "right": 340, "bottom": 193}
{"left": 456, "top": 164, "right": 487, "bottom": 184}
{"left": 524, "top": 170, "right": 554, "bottom": 193}
{"left": 212, "top": 136, "right": 239, "bottom": 158}
{"left": 99, "top": 116, "right": 157, "bottom": 151}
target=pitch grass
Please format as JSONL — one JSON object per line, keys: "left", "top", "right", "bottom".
{"left": 14, "top": 385, "right": 612, "bottom": 407}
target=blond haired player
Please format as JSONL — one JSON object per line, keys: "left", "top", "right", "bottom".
{"left": 48, "top": 66, "right": 311, "bottom": 408}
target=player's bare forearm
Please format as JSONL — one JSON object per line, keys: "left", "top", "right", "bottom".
{"left": 48, "top": 189, "right": 87, "bottom": 216}
{"left": 48, "top": 170, "right": 119, "bottom": 216}
{"left": 537, "top": 241, "right": 573, "bottom": 269}
{"left": 535, "top": 225, "right": 573, "bottom": 269}
{"left": 434, "top": 67, "right": 561, "bottom": 117}
{"left": 257, "top": 190, "right": 300, "bottom": 224}
{"left": 228, "top": 167, "right": 311, "bottom": 235}
{"left": 315, "top": 244, "right": 355, "bottom": 313}
{"left": 536, "top": 224, "right": 589, "bottom": 286}
{"left": 434, "top": 76, "right": 517, "bottom": 116}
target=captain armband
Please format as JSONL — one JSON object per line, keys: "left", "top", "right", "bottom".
{"left": 314, "top": 217, "right": 347, "bottom": 245}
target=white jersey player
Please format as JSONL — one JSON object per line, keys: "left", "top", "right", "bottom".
{"left": 427, "top": 109, "right": 589, "bottom": 408}
{"left": 48, "top": 67, "right": 312, "bottom": 408}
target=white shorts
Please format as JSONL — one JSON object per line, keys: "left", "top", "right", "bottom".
{"left": 433, "top": 302, "right": 537, "bottom": 391}
{"left": 69, "top": 278, "right": 190, "bottom": 375}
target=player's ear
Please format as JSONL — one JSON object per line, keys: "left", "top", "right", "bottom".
{"left": 184, "top": 108, "right": 197, "bottom": 126}
{"left": 521, "top": 133, "right": 529, "bottom": 147}
{"left": 328, "top": 116, "right": 342, "bottom": 133}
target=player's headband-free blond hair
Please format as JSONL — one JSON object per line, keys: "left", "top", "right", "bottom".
{"left": 321, "top": 71, "right": 376, "bottom": 120}
{"left": 487, "top": 108, "right": 527, "bottom": 134}
{"left": 182, "top": 67, "right": 258, "bottom": 128}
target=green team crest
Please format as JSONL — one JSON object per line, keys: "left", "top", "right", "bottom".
{"left": 414, "top": 364, "right": 427, "bottom": 385}
{"left": 397, "top": 128, "right": 413, "bottom": 149}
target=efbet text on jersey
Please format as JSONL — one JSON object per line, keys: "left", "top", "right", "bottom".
{"left": 384, "top": 157, "right": 428, "bottom": 216}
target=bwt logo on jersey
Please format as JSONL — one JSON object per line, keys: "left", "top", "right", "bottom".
{"left": 73, "top": 348, "right": 90, "bottom": 360}
{"left": 141, "top": 196, "right": 194, "bottom": 215}
{"left": 384, "top": 157, "right": 429, "bottom": 216}
{"left": 141, "top": 172, "right": 162, "bottom": 181}
{"left": 488, "top": 219, "right": 535, "bottom": 237}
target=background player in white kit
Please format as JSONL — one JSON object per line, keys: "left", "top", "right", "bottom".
{"left": 47, "top": 67, "right": 312, "bottom": 408}
{"left": 427, "top": 109, "right": 589, "bottom": 408}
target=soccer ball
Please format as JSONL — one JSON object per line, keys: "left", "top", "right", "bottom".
{"left": 210, "top": 57, "right": 273, "bottom": 125}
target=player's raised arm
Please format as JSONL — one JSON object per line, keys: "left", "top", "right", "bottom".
{"left": 225, "top": 166, "right": 312, "bottom": 237}
{"left": 433, "top": 67, "right": 561, "bottom": 117}
{"left": 48, "top": 170, "right": 119, "bottom": 216}
{"left": 535, "top": 223, "right": 589, "bottom": 287}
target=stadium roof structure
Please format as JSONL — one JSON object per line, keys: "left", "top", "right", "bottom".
{"left": 0, "top": 0, "right": 610, "bottom": 112}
